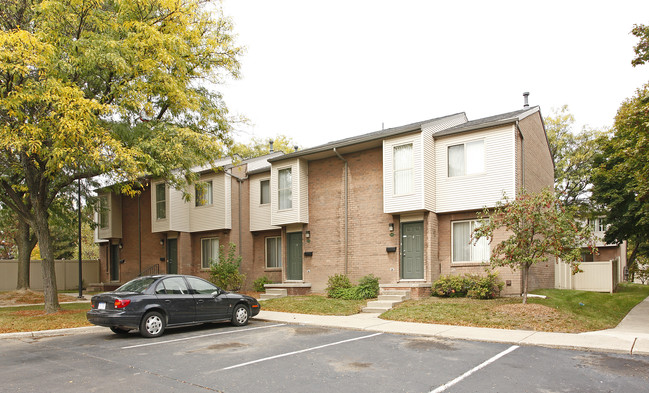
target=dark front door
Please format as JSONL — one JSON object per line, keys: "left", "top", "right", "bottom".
{"left": 401, "top": 222, "right": 424, "bottom": 279}
{"left": 286, "top": 232, "right": 303, "bottom": 280}
{"left": 110, "top": 244, "right": 120, "bottom": 281}
{"left": 167, "top": 238, "right": 178, "bottom": 274}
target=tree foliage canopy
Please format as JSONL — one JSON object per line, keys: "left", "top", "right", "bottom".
{"left": 473, "top": 188, "right": 596, "bottom": 303}
{"left": 544, "top": 105, "right": 606, "bottom": 213}
{"left": 0, "top": 0, "right": 243, "bottom": 311}
{"left": 631, "top": 23, "right": 649, "bottom": 67}
{"left": 229, "top": 135, "right": 299, "bottom": 159}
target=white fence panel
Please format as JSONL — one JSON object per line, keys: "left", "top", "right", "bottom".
{"left": 555, "top": 258, "right": 619, "bottom": 293}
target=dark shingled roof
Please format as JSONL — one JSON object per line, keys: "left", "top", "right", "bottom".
{"left": 433, "top": 107, "right": 539, "bottom": 137}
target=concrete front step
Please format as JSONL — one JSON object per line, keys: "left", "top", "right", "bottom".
{"left": 259, "top": 288, "right": 288, "bottom": 301}
{"left": 362, "top": 290, "right": 410, "bottom": 313}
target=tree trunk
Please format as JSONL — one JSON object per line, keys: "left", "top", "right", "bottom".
{"left": 627, "top": 242, "right": 640, "bottom": 282}
{"left": 522, "top": 264, "right": 529, "bottom": 304}
{"left": 32, "top": 203, "right": 59, "bottom": 313}
{"left": 15, "top": 219, "right": 37, "bottom": 290}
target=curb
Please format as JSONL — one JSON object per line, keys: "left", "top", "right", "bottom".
{"left": 0, "top": 326, "right": 103, "bottom": 340}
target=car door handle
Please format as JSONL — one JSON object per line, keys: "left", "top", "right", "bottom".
{"left": 196, "top": 300, "right": 204, "bottom": 304}
{"left": 164, "top": 300, "right": 171, "bottom": 304}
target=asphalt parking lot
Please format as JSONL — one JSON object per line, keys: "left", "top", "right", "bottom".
{"left": 1, "top": 320, "right": 648, "bottom": 393}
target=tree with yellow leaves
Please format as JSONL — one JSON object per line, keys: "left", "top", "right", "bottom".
{"left": 0, "top": 0, "right": 243, "bottom": 312}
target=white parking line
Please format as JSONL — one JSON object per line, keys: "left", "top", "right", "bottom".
{"left": 429, "top": 345, "right": 519, "bottom": 393}
{"left": 121, "top": 324, "right": 286, "bottom": 349}
{"left": 219, "top": 332, "right": 384, "bottom": 371}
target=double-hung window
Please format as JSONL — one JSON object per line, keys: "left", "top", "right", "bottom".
{"left": 393, "top": 143, "right": 414, "bottom": 195}
{"left": 260, "top": 179, "right": 270, "bottom": 205}
{"left": 452, "top": 220, "right": 489, "bottom": 263}
{"left": 201, "top": 238, "right": 219, "bottom": 269}
{"left": 448, "top": 140, "right": 484, "bottom": 177}
{"left": 195, "top": 180, "right": 213, "bottom": 207}
{"left": 155, "top": 183, "right": 166, "bottom": 220}
{"left": 278, "top": 168, "right": 292, "bottom": 210}
{"left": 265, "top": 237, "right": 282, "bottom": 268}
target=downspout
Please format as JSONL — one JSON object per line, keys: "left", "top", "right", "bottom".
{"left": 516, "top": 121, "right": 525, "bottom": 189}
{"left": 333, "top": 148, "right": 349, "bottom": 275}
{"left": 138, "top": 194, "right": 142, "bottom": 274}
{"left": 226, "top": 170, "right": 248, "bottom": 257}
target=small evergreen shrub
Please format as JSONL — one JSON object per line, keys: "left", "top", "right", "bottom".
{"left": 253, "top": 276, "right": 273, "bottom": 292}
{"left": 326, "top": 274, "right": 352, "bottom": 298}
{"left": 209, "top": 243, "right": 246, "bottom": 291}
{"left": 326, "top": 274, "right": 379, "bottom": 300}
{"left": 432, "top": 273, "right": 503, "bottom": 299}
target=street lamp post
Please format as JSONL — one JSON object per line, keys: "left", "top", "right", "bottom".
{"left": 77, "top": 177, "right": 84, "bottom": 299}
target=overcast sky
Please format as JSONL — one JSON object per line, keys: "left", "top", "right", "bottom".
{"left": 218, "top": 0, "right": 649, "bottom": 149}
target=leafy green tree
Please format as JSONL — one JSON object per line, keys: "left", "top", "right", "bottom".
{"left": 544, "top": 105, "right": 606, "bottom": 213}
{"left": 230, "top": 135, "right": 299, "bottom": 159}
{"left": 209, "top": 243, "right": 245, "bottom": 291}
{"left": 631, "top": 23, "right": 649, "bottom": 67}
{"left": 0, "top": 0, "right": 242, "bottom": 312}
{"left": 473, "top": 188, "right": 596, "bottom": 303}
{"left": 592, "top": 82, "right": 649, "bottom": 270}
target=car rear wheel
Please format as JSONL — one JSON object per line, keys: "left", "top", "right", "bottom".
{"left": 140, "top": 311, "right": 165, "bottom": 338}
{"left": 231, "top": 304, "right": 249, "bottom": 326}
{"left": 110, "top": 326, "right": 130, "bottom": 335}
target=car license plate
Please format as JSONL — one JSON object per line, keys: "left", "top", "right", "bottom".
{"left": 98, "top": 302, "right": 106, "bottom": 310}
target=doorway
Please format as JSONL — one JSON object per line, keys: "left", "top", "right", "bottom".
{"left": 286, "top": 232, "right": 303, "bottom": 280}
{"left": 401, "top": 221, "right": 424, "bottom": 279}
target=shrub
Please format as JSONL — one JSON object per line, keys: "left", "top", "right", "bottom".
{"left": 253, "top": 276, "right": 273, "bottom": 292}
{"left": 326, "top": 274, "right": 379, "bottom": 300}
{"left": 326, "top": 274, "right": 352, "bottom": 298}
{"left": 432, "top": 273, "right": 503, "bottom": 299}
{"left": 209, "top": 243, "right": 245, "bottom": 291}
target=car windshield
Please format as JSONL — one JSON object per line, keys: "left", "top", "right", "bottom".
{"left": 115, "top": 277, "right": 156, "bottom": 293}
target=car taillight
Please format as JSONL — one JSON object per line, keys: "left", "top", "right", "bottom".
{"left": 114, "top": 299, "right": 131, "bottom": 309}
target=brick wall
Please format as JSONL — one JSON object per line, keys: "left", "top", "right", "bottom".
{"left": 520, "top": 112, "right": 554, "bottom": 193}
{"left": 303, "top": 148, "right": 399, "bottom": 292}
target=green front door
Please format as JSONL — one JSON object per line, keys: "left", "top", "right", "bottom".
{"left": 401, "top": 222, "right": 424, "bottom": 279}
{"left": 167, "top": 238, "right": 178, "bottom": 274}
{"left": 286, "top": 232, "right": 303, "bottom": 280}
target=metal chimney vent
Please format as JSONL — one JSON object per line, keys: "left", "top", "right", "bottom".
{"left": 523, "top": 92, "right": 530, "bottom": 108}
{"left": 269, "top": 140, "right": 274, "bottom": 153}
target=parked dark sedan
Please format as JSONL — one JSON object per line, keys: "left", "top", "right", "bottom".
{"left": 87, "top": 274, "right": 260, "bottom": 338}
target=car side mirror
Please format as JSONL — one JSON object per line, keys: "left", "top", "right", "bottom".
{"left": 211, "top": 289, "right": 221, "bottom": 297}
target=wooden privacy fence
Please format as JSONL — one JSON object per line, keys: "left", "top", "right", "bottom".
{"left": 555, "top": 257, "right": 621, "bottom": 293}
{"left": 0, "top": 260, "right": 100, "bottom": 291}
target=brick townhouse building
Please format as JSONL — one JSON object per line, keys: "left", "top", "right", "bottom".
{"left": 95, "top": 105, "right": 555, "bottom": 298}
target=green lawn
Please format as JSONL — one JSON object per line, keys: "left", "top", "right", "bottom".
{"left": 260, "top": 295, "right": 368, "bottom": 315}
{"left": 382, "top": 283, "right": 649, "bottom": 333}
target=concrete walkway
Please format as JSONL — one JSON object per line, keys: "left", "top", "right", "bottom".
{"left": 2, "top": 294, "right": 648, "bottom": 356}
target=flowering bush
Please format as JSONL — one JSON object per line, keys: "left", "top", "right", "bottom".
{"left": 432, "top": 273, "right": 503, "bottom": 299}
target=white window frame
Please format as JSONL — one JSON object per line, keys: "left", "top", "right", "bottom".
{"left": 448, "top": 139, "right": 485, "bottom": 177}
{"left": 260, "top": 179, "right": 270, "bottom": 205}
{"left": 278, "top": 168, "right": 292, "bottom": 210}
{"left": 195, "top": 180, "right": 213, "bottom": 207}
{"left": 201, "top": 237, "right": 219, "bottom": 269}
{"left": 155, "top": 183, "right": 166, "bottom": 220}
{"left": 265, "top": 236, "right": 282, "bottom": 269}
{"left": 393, "top": 143, "right": 414, "bottom": 196}
{"left": 451, "top": 219, "right": 489, "bottom": 263}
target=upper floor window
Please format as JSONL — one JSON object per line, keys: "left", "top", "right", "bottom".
{"left": 98, "top": 195, "right": 108, "bottom": 229}
{"left": 155, "top": 183, "right": 166, "bottom": 220}
{"left": 591, "top": 218, "right": 607, "bottom": 232}
{"left": 278, "top": 168, "right": 292, "bottom": 210}
{"left": 448, "top": 140, "right": 484, "bottom": 177}
{"left": 201, "top": 237, "right": 219, "bottom": 269}
{"left": 260, "top": 179, "right": 270, "bottom": 205}
{"left": 393, "top": 143, "right": 414, "bottom": 195}
{"left": 195, "top": 180, "right": 213, "bottom": 207}
{"left": 452, "top": 219, "right": 489, "bottom": 263}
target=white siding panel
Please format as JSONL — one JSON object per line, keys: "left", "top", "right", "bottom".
{"left": 151, "top": 181, "right": 170, "bottom": 233}
{"left": 250, "top": 174, "right": 278, "bottom": 231}
{"left": 169, "top": 186, "right": 190, "bottom": 232}
{"left": 188, "top": 173, "right": 229, "bottom": 232}
{"left": 271, "top": 158, "right": 308, "bottom": 226}
{"left": 435, "top": 125, "right": 516, "bottom": 212}
{"left": 383, "top": 133, "right": 424, "bottom": 214}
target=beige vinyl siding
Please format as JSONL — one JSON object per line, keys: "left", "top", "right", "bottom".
{"left": 151, "top": 181, "right": 170, "bottom": 233}
{"left": 168, "top": 186, "right": 190, "bottom": 232}
{"left": 435, "top": 125, "right": 516, "bottom": 213}
{"left": 250, "top": 173, "right": 279, "bottom": 231}
{"left": 188, "top": 173, "right": 231, "bottom": 232}
{"left": 271, "top": 158, "right": 309, "bottom": 226}
{"left": 96, "top": 192, "right": 122, "bottom": 239}
{"left": 383, "top": 133, "right": 424, "bottom": 214}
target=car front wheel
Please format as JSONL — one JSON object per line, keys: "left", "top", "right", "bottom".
{"left": 231, "top": 304, "right": 249, "bottom": 326}
{"left": 140, "top": 311, "right": 165, "bottom": 338}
